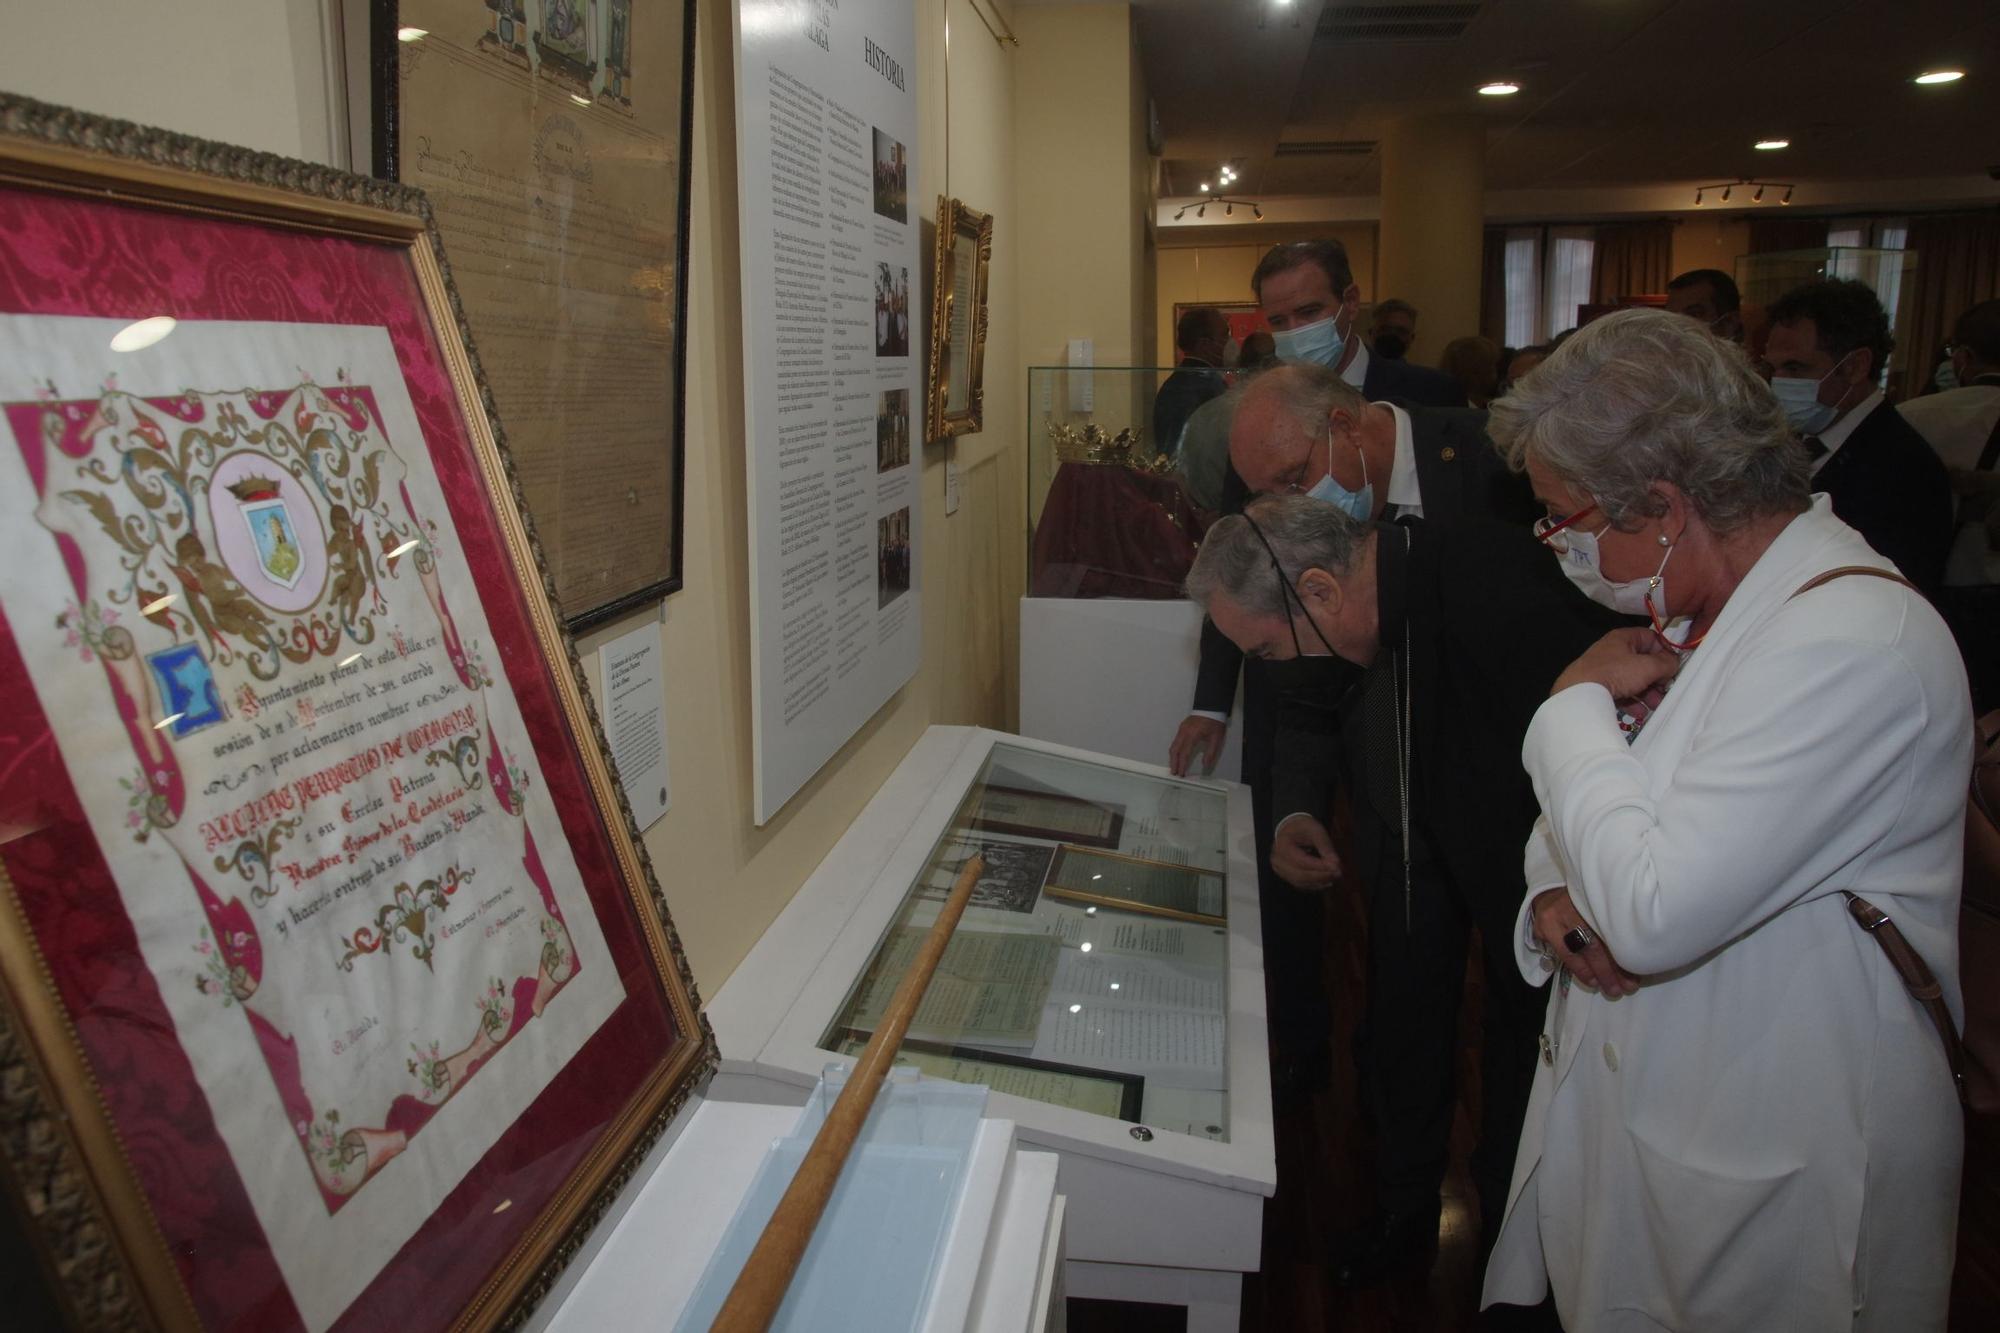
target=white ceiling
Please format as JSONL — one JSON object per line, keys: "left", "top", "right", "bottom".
{"left": 1024, "top": 0, "right": 2000, "bottom": 202}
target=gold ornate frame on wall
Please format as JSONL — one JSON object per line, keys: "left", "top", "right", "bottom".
{"left": 925, "top": 196, "right": 993, "bottom": 442}
{"left": 0, "top": 95, "right": 712, "bottom": 1332}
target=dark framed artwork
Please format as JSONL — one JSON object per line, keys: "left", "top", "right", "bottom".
{"left": 0, "top": 94, "right": 712, "bottom": 1332}
{"left": 372, "top": 0, "right": 697, "bottom": 631}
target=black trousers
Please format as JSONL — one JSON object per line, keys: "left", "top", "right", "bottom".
{"left": 1242, "top": 660, "right": 1333, "bottom": 1067}
{"left": 1353, "top": 822, "right": 1545, "bottom": 1240}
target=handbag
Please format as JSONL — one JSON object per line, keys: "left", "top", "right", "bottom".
{"left": 1788, "top": 565, "right": 1997, "bottom": 1113}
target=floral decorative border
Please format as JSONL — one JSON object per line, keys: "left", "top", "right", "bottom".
{"left": 0, "top": 90, "right": 716, "bottom": 1332}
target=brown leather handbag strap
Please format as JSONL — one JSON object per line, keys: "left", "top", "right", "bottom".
{"left": 1788, "top": 564, "right": 1921, "bottom": 598}
{"left": 1844, "top": 892, "right": 1967, "bottom": 1103}
{"left": 1789, "top": 567, "right": 1966, "bottom": 1104}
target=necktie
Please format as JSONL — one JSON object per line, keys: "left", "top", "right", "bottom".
{"left": 1803, "top": 435, "right": 1827, "bottom": 461}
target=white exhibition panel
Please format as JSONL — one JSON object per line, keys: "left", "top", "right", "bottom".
{"left": 706, "top": 725, "right": 1275, "bottom": 1284}
{"left": 735, "top": 0, "right": 923, "bottom": 823}
{"left": 543, "top": 1098, "right": 1063, "bottom": 1333}
{"left": 1018, "top": 596, "right": 1242, "bottom": 775}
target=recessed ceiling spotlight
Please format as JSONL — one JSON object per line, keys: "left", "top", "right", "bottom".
{"left": 1478, "top": 81, "right": 1521, "bottom": 96}
{"left": 1200, "top": 182, "right": 1210, "bottom": 192}
{"left": 1754, "top": 138, "right": 1789, "bottom": 150}
{"left": 1914, "top": 69, "right": 1965, "bottom": 85}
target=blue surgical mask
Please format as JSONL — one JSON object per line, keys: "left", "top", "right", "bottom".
{"left": 1303, "top": 424, "right": 1374, "bottom": 520}
{"left": 1770, "top": 352, "right": 1857, "bottom": 437}
{"left": 1272, "top": 311, "right": 1348, "bottom": 369}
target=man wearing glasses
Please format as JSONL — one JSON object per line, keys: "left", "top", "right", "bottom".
{"left": 1187, "top": 490, "right": 1615, "bottom": 1300}
{"left": 1208, "top": 363, "right": 1606, "bottom": 1289}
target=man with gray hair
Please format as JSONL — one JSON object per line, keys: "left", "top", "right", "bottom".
{"left": 1188, "top": 492, "right": 1615, "bottom": 1289}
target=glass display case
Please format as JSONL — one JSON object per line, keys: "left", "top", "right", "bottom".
{"left": 820, "top": 739, "right": 1235, "bottom": 1139}
{"left": 1736, "top": 247, "right": 1920, "bottom": 383}
{"left": 1026, "top": 364, "right": 1229, "bottom": 601}
{"left": 708, "top": 726, "right": 1273, "bottom": 1304}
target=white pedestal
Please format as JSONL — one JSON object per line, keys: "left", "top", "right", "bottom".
{"left": 1018, "top": 596, "right": 1240, "bottom": 774}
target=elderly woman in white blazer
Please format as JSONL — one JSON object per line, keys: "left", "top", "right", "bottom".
{"left": 1478, "top": 309, "right": 1969, "bottom": 1332}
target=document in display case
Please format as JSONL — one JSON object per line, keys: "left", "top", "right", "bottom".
{"left": 709, "top": 726, "right": 1274, "bottom": 1318}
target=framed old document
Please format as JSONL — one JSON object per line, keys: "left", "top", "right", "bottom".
{"left": 1044, "top": 845, "right": 1228, "bottom": 926}
{"left": 373, "top": 1, "right": 696, "bottom": 631}
{"left": 963, "top": 783, "right": 1124, "bottom": 850}
{"left": 0, "top": 95, "right": 711, "bottom": 1332}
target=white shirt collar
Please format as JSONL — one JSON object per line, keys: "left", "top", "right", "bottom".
{"left": 1384, "top": 402, "right": 1422, "bottom": 515}
{"left": 1341, "top": 339, "right": 1370, "bottom": 391}
{"left": 1809, "top": 389, "right": 1884, "bottom": 475}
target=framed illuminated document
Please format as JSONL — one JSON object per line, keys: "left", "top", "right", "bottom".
{"left": 374, "top": 0, "right": 697, "bottom": 630}
{"left": 0, "top": 95, "right": 710, "bottom": 1332}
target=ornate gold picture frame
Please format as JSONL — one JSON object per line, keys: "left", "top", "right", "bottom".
{"left": 925, "top": 195, "right": 993, "bottom": 442}
{"left": 0, "top": 94, "right": 711, "bottom": 1332}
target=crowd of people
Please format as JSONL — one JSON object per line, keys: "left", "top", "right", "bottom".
{"left": 1168, "top": 238, "right": 1988, "bottom": 1330}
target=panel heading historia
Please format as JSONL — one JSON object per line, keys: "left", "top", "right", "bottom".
{"left": 737, "top": 0, "right": 922, "bottom": 821}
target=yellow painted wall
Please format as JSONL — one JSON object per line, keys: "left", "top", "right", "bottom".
{"left": 1671, "top": 216, "right": 1753, "bottom": 288}
{"left": 3, "top": 2, "right": 1025, "bottom": 1000}
{"left": 1013, "top": 3, "right": 1149, "bottom": 372}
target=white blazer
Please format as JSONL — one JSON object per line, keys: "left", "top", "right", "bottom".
{"left": 1482, "top": 497, "right": 1970, "bottom": 1332}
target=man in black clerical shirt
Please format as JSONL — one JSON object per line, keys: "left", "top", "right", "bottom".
{"left": 1188, "top": 491, "right": 1618, "bottom": 1292}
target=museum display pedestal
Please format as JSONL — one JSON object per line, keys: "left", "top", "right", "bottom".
{"left": 709, "top": 725, "right": 1275, "bottom": 1333}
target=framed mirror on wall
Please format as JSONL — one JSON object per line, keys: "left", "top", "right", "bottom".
{"left": 370, "top": 0, "right": 697, "bottom": 632}
{"left": 926, "top": 196, "right": 993, "bottom": 442}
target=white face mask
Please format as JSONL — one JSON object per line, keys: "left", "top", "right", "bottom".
{"left": 1556, "top": 524, "right": 1677, "bottom": 629}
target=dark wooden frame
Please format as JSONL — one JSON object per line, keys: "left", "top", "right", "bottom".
{"left": 370, "top": 0, "right": 699, "bottom": 632}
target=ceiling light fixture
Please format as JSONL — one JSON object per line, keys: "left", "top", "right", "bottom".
{"left": 1198, "top": 204, "right": 1206, "bottom": 218}
{"left": 1754, "top": 138, "right": 1789, "bottom": 150}
{"left": 1915, "top": 69, "right": 1965, "bottom": 85}
{"left": 1225, "top": 203, "right": 1233, "bottom": 216}
{"left": 1721, "top": 185, "right": 1732, "bottom": 201}
{"left": 1253, "top": 205, "right": 1264, "bottom": 220}
{"left": 1783, "top": 186, "right": 1794, "bottom": 204}
{"left": 1753, "top": 184, "right": 1765, "bottom": 202}
{"left": 1478, "top": 81, "right": 1520, "bottom": 96}
{"left": 1695, "top": 188, "right": 1704, "bottom": 206}
{"left": 1199, "top": 182, "right": 1209, "bottom": 192}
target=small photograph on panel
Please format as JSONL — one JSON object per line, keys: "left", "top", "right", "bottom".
{"left": 876, "top": 388, "right": 910, "bottom": 472}
{"left": 877, "top": 506, "right": 912, "bottom": 608}
{"left": 874, "top": 263, "right": 910, "bottom": 358}
{"left": 871, "top": 128, "right": 907, "bottom": 223}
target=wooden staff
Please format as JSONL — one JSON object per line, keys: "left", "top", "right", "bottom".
{"left": 709, "top": 854, "right": 988, "bottom": 1332}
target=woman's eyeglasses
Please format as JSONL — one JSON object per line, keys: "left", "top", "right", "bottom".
{"left": 1532, "top": 503, "right": 1602, "bottom": 555}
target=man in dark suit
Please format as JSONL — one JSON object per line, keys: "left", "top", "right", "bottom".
{"left": 1763, "top": 278, "right": 1953, "bottom": 595}
{"left": 1187, "top": 490, "right": 1617, "bottom": 1295}
{"left": 1154, "top": 306, "right": 1231, "bottom": 461}
{"left": 1166, "top": 244, "right": 1468, "bottom": 1097}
